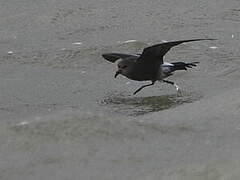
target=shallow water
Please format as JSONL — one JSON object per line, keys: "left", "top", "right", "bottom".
{"left": 101, "top": 91, "right": 201, "bottom": 116}
{"left": 1, "top": 0, "right": 240, "bottom": 180}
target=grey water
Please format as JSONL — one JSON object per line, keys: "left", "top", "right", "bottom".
{"left": 1, "top": 0, "right": 240, "bottom": 179}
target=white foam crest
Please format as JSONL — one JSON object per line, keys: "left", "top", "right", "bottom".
{"left": 209, "top": 46, "right": 218, "bottom": 49}
{"left": 72, "top": 42, "right": 82, "bottom": 45}
{"left": 161, "top": 40, "right": 168, "bottom": 43}
{"left": 123, "top": 39, "right": 137, "bottom": 43}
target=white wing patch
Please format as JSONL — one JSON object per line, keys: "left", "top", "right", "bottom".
{"left": 162, "top": 62, "right": 174, "bottom": 66}
{"left": 160, "top": 62, "right": 175, "bottom": 76}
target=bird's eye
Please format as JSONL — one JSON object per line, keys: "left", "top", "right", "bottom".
{"left": 122, "top": 65, "right": 127, "bottom": 69}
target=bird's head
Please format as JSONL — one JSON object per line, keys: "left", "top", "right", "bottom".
{"left": 115, "top": 59, "right": 133, "bottom": 78}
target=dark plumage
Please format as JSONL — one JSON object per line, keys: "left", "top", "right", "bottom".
{"left": 102, "top": 38, "right": 216, "bottom": 94}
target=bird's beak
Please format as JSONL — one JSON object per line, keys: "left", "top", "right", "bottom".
{"left": 114, "top": 70, "right": 121, "bottom": 78}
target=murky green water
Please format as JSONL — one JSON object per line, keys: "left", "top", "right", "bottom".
{"left": 102, "top": 92, "right": 201, "bottom": 116}
{"left": 1, "top": 0, "right": 240, "bottom": 180}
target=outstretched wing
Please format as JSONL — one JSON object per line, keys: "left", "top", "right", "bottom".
{"left": 138, "top": 38, "right": 216, "bottom": 65}
{"left": 102, "top": 53, "right": 139, "bottom": 63}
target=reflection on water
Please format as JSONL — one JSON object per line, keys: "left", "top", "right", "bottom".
{"left": 101, "top": 92, "right": 201, "bottom": 116}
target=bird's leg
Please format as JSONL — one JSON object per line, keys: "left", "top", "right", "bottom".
{"left": 133, "top": 81, "right": 155, "bottom": 95}
{"left": 163, "top": 80, "right": 180, "bottom": 91}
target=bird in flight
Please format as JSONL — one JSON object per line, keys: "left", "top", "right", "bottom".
{"left": 102, "top": 39, "right": 216, "bottom": 95}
